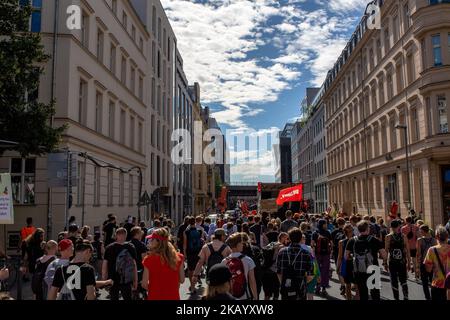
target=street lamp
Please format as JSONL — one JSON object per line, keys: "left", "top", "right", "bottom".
{"left": 396, "top": 124, "right": 412, "bottom": 212}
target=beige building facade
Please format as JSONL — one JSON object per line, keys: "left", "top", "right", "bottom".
{"left": 324, "top": 0, "right": 450, "bottom": 226}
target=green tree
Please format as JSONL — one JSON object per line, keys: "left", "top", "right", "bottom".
{"left": 0, "top": 0, "right": 65, "bottom": 157}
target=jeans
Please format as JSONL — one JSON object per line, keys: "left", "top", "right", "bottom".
{"left": 110, "top": 283, "right": 133, "bottom": 301}
{"left": 389, "top": 262, "right": 408, "bottom": 300}
{"left": 316, "top": 254, "right": 331, "bottom": 289}
{"left": 354, "top": 272, "right": 380, "bottom": 301}
{"left": 420, "top": 264, "right": 433, "bottom": 300}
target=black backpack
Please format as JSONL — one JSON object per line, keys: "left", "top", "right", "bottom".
{"left": 389, "top": 233, "right": 405, "bottom": 263}
{"left": 207, "top": 244, "right": 227, "bottom": 271}
{"left": 32, "top": 256, "right": 56, "bottom": 295}
{"left": 262, "top": 242, "right": 278, "bottom": 269}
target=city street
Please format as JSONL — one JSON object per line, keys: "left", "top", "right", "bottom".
{"left": 10, "top": 261, "right": 426, "bottom": 301}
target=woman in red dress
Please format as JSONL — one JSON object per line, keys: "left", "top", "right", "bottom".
{"left": 142, "top": 228, "right": 185, "bottom": 300}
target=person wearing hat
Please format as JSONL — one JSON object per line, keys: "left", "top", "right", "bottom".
{"left": 43, "top": 239, "right": 74, "bottom": 294}
{"left": 385, "top": 219, "right": 410, "bottom": 300}
{"left": 192, "top": 228, "right": 232, "bottom": 286}
{"left": 203, "top": 263, "right": 236, "bottom": 300}
{"left": 141, "top": 228, "right": 185, "bottom": 300}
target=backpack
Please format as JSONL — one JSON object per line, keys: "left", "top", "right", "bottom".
{"left": 316, "top": 234, "right": 331, "bottom": 255}
{"left": 280, "top": 248, "right": 307, "bottom": 300}
{"left": 333, "top": 230, "right": 345, "bottom": 251}
{"left": 420, "top": 237, "right": 435, "bottom": 264}
{"left": 56, "top": 266, "right": 77, "bottom": 301}
{"left": 389, "top": 233, "right": 405, "bottom": 264}
{"left": 352, "top": 236, "right": 374, "bottom": 274}
{"left": 206, "top": 244, "right": 227, "bottom": 271}
{"left": 32, "top": 256, "right": 56, "bottom": 295}
{"left": 187, "top": 227, "right": 203, "bottom": 254}
{"left": 225, "top": 255, "right": 248, "bottom": 299}
{"left": 369, "top": 223, "right": 381, "bottom": 238}
{"left": 262, "top": 242, "right": 278, "bottom": 269}
{"left": 115, "top": 246, "right": 135, "bottom": 285}
{"left": 406, "top": 225, "right": 414, "bottom": 240}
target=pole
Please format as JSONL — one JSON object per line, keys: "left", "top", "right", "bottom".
{"left": 81, "top": 155, "right": 87, "bottom": 227}
{"left": 405, "top": 128, "right": 412, "bottom": 211}
{"left": 65, "top": 150, "right": 70, "bottom": 231}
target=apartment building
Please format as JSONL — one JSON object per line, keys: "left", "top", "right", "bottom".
{"left": 324, "top": 0, "right": 450, "bottom": 225}
{"left": 172, "top": 48, "right": 194, "bottom": 223}
{"left": 0, "top": 0, "right": 180, "bottom": 243}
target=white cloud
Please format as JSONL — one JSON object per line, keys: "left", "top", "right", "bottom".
{"left": 326, "top": 0, "right": 368, "bottom": 13}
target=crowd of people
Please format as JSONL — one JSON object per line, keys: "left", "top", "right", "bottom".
{"left": 1, "top": 209, "right": 450, "bottom": 301}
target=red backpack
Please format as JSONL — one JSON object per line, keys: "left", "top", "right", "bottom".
{"left": 225, "top": 255, "right": 248, "bottom": 298}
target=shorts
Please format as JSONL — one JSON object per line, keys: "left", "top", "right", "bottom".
{"left": 262, "top": 270, "right": 280, "bottom": 297}
{"left": 410, "top": 249, "right": 417, "bottom": 258}
{"left": 187, "top": 254, "right": 200, "bottom": 271}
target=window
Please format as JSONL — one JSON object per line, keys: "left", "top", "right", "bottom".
{"left": 81, "top": 11, "right": 89, "bottom": 48}
{"left": 95, "top": 92, "right": 103, "bottom": 133}
{"left": 138, "top": 76, "right": 143, "bottom": 101}
{"left": 19, "top": 0, "right": 42, "bottom": 32}
{"left": 111, "top": 0, "right": 117, "bottom": 15}
{"left": 78, "top": 79, "right": 87, "bottom": 125}
{"left": 122, "top": 12, "right": 128, "bottom": 29}
{"left": 421, "top": 39, "right": 427, "bottom": 71}
{"left": 163, "top": 29, "right": 167, "bottom": 54}
{"left": 121, "top": 56, "right": 127, "bottom": 84}
{"left": 448, "top": 34, "right": 450, "bottom": 61}
{"left": 437, "top": 95, "right": 448, "bottom": 133}
{"left": 396, "top": 64, "right": 403, "bottom": 93}
{"left": 107, "top": 170, "right": 113, "bottom": 206}
{"left": 167, "top": 37, "right": 171, "bottom": 60}
{"left": 369, "top": 48, "right": 374, "bottom": 71}
{"left": 97, "top": 28, "right": 104, "bottom": 62}
{"left": 138, "top": 122, "right": 143, "bottom": 153}
{"left": 403, "top": 3, "right": 410, "bottom": 30}
{"left": 157, "top": 85, "right": 161, "bottom": 115}
{"left": 387, "top": 73, "right": 394, "bottom": 99}
{"left": 426, "top": 97, "right": 433, "bottom": 136}
{"left": 411, "top": 107, "right": 420, "bottom": 142}
{"left": 158, "top": 51, "right": 161, "bottom": 78}
{"left": 158, "top": 18, "right": 162, "bottom": 46}
{"left": 371, "top": 87, "right": 377, "bottom": 111}
{"left": 108, "top": 101, "right": 115, "bottom": 139}
{"left": 119, "top": 172, "right": 124, "bottom": 206}
{"left": 376, "top": 39, "right": 382, "bottom": 63}
{"left": 120, "top": 109, "right": 126, "bottom": 144}
{"left": 151, "top": 115, "right": 155, "bottom": 147}
{"left": 139, "top": 37, "right": 144, "bottom": 52}
{"left": 152, "top": 6, "right": 157, "bottom": 35}
{"left": 390, "top": 118, "right": 397, "bottom": 151}
{"left": 407, "top": 53, "right": 415, "bottom": 84}
{"left": 130, "top": 116, "right": 135, "bottom": 149}
{"left": 432, "top": 34, "right": 442, "bottom": 66}
{"left": 130, "top": 65, "right": 136, "bottom": 93}
{"left": 379, "top": 78, "right": 385, "bottom": 106}
{"left": 131, "top": 25, "right": 136, "bottom": 42}
{"left": 151, "top": 78, "right": 156, "bottom": 109}
{"left": 151, "top": 153, "right": 155, "bottom": 185}
{"left": 393, "top": 15, "right": 399, "bottom": 43}
{"left": 384, "top": 27, "right": 390, "bottom": 54}
{"left": 110, "top": 43, "right": 116, "bottom": 74}
{"left": 381, "top": 122, "right": 388, "bottom": 154}
{"left": 77, "top": 161, "right": 85, "bottom": 206}
{"left": 157, "top": 120, "right": 160, "bottom": 150}
{"left": 10, "top": 158, "right": 35, "bottom": 205}
{"left": 94, "top": 166, "right": 100, "bottom": 206}
{"left": 152, "top": 42, "right": 156, "bottom": 70}
{"left": 129, "top": 175, "right": 134, "bottom": 206}
{"left": 157, "top": 156, "right": 161, "bottom": 186}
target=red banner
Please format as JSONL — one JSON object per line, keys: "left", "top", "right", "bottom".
{"left": 276, "top": 184, "right": 303, "bottom": 206}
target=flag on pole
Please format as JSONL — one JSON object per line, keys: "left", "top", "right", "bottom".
{"left": 276, "top": 184, "right": 303, "bottom": 206}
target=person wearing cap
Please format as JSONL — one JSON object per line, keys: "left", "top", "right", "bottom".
{"left": 44, "top": 239, "right": 74, "bottom": 292}
{"left": 192, "top": 229, "right": 232, "bottom": 285}
{"left": 385, "top": 219, "right": 410, "bottom": 300}
{"left": 142, "top": 228, "right": 185, "bottom": 300}
{"left": 203, "top": 263, "right": 236, "bottom": 300}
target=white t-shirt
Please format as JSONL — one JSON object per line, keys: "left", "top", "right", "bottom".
{"left": 222, "top": 252, "right": 255, "bottom": 300}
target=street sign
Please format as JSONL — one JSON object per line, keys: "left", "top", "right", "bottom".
{"left": 137, "top": 191, "right": 152, "bottom": 207}
{"left": 0, "top": 173, "right": 14, "bottom": 225}
{"left": 47, "top": 152, "right": 78, "bottom": 188}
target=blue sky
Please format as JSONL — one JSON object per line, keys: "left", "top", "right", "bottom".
{"left": 161, "top": 0, "right": 370, "bottom": 183}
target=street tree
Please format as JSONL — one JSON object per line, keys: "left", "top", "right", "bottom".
{"left": 0, "top": 0, "right": 65, "bottom": 157}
